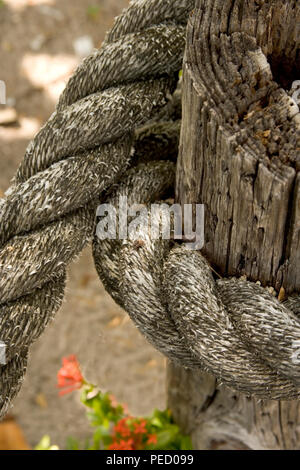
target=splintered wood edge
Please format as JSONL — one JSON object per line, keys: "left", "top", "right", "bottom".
{"left": 177, "top": 0, "right": 299, "bottom": 293}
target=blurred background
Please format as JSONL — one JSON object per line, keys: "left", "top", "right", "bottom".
{"left": 0, "top": 0, "right": 166, "bottom": 449}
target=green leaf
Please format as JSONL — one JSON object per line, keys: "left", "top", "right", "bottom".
{"left": 34, "top": 435, "right": 59, "bottom": 451}
{"left": 34, "top": 435, "right": 50, "bottom": 450}
{"left": 180, "top": 435, "right": 193, "bottom": 450}
{"left": 83, "top": 438, "right": 91, "bottom": 450}
{"left": 91, "top": 427, "right": 103, "bottom": 450}
{"left": 66, "top": 436, "right": 80, "bottom": 450}
{"left": 152, "top": 426, "right": 179, "bottom": 449}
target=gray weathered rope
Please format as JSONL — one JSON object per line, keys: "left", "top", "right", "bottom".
{"left": 0, "top": 0, "right": 193, "bottom": 418}
{"left": 0, "top": 0, "right": 299, "bottom": 417}
{"left": 93, "top": 163, "right": 300, "bottom": 399}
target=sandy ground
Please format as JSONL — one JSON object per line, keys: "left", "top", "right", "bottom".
{"left": 0, "top": 0, "right": 166, "bottom": 449}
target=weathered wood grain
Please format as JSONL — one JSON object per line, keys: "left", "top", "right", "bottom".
{"left": 176, "top": 0, "right": 300, "bottom": 293}
{"left": 169, "top": 0, "right": 300, "bottom": 450}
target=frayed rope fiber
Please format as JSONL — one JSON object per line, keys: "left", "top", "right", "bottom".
{"left": 0, "top": 0, "right": 299, "bottom": 417}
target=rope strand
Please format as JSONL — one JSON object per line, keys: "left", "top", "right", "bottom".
{"left": 0, "top": 0, "right": 299, "bottom": 417}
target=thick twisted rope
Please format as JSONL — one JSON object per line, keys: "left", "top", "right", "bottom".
{"left": 92, "top": 162, "right": 300, "bottom": 399}
{"left": 0, "top": 0, "right": 193, "bottom": 417}
{"left": 0, "top": 0, "right": 299, "bottom": 417}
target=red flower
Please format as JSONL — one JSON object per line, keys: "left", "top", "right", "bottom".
{"left": 108, "top": 439, "right": 135, "bottom": 450}
{"left": 147, "top": 434, "right": 158, "bottom": 445}
{"left": 133, "top": 419, "right": 147, "bottom": 435}
{"left": 108, "top": 441, "right": 121, "bottom": 450}
{"left": 114, "top": 417, "right": 132, "bottom": 437}
{"left": 119, "top": 439, "right": 135, "bottom": 450}
{"left": 57, "top": 355, "right": 84, "bottom": 396}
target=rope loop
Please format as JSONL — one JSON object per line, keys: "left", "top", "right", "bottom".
{"left": 0, "top": 0, "right": 299, "bottom": 417}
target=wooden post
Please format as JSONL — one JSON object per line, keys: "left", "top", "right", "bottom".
{"left": 168, "top": 0, "right": 300, "bottom": 450}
